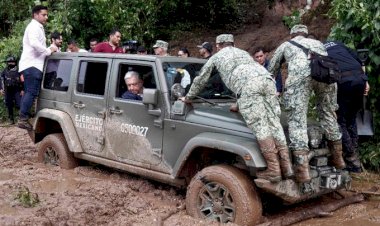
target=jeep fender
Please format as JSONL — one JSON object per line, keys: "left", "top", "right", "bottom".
{"left": 173, "top": 132, "right": 266, "bottom": 177}
{"left": 34, "top": 109, "right": 83, "bottom": 153}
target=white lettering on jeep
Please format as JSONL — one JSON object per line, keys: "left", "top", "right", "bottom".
{"left": 120, "top": 123, "right": 149, "bottom": 137}
{"left": 75, "top": 114, "right": 104, "bottom": 132}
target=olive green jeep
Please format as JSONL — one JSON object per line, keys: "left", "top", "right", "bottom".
{"left": 30, "top": 52, "right": 350, "bottom": 225}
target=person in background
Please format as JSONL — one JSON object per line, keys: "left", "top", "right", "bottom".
{"left": 268, "top": 24, "right": 344, "bottom": 182}
{"left": 0, "top": 56, "right": 23, "bottom": 125}
{"left": 94, "top": 28, "right": 123, "bottom": 53}
{"left": 17, "top": 5, "right": 58, "bottom": 130}
{"left": 67, "top": 39, "right": 88, "bottom": 52}
{"left": 324, "top": 41, "right": 370, "bottom": 173}
{"left": 122, "top": 71, "right": 144, "bottom": 100}
{"left": 153, "top": 40, "right": 169, "bottom": 56}
{"left": 50, "top": 31, "right": 63, "bottom": 52}
{"left": 253, "top": 47, "right": 283, "bottom": 95}
{"left": 89, "top": 38, "right": 98, "bottom": 52}
{"left": 181, "top": 34, "right": 294, "bottom": 182}
{"left": 136, "top": 46, "right": 147, "bottom": 55}
{"left": 197, "top": 42, "right": 213, "bottom": 59}
{"left": 178, "top": 47, "right": 190, "bottom": 58}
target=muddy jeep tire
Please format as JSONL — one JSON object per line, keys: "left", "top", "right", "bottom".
{"left": 37, "top": 133, "right": 78, "bottom": 169}
{"left": 186, "top": 164, "right": 262, "bottom": 225}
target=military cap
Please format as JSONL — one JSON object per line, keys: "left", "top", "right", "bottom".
{"left": 153, "top": 40, "right": 168, "bottom": 49}
{"left": 5, "top": 56, "right": 16, "bottom": 62}
{"left": 216, "top": 34, "right": 234, "bottom": 44}
{"left": 197, "top": 42, "right": 213, "bottom": 53}
{"left": 290, "top": 24, "right": 308, "bottom": 35}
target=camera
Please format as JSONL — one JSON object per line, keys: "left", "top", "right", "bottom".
{"left": 122, "top": 40, "right": 139, "bottom": 53}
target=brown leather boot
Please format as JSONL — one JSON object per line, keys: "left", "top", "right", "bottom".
{"left": 275, "top": 141, "right": 294, "bottom": 179}
{"left": 256, "top": 138, "right": 282, "bottom": 183}
{"left": 293, "top": 150, "right": 311, "bottom": 183}
{"left": 328, "top": 140, "right": 346, "bottom": 169}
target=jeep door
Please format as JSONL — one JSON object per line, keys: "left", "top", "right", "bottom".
{"left": 105, "top": 60, "right": 164, "bottom": 168}
{"left": 70, "top": 58, "right": 111, "bottom": 155}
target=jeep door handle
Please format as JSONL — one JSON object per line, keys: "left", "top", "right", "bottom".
{"left": 109, "top": 108, "right": 123, "bottom": 115}
{"left": 73, "top": 101, "right": 85, "bottom": 109}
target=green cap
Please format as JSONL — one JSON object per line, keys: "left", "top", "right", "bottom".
{"left": 153, "top": 40, "right": 168, "bottom": 49}
{"left": 216, "top": 34, "right": 234, "bottom": 44}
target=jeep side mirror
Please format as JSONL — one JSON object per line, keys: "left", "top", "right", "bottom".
{"left": 171, "top": 83, "right": 185, "bottom": 100}
{"left": 143, "top": 88, "right": 158, "bottom": 105}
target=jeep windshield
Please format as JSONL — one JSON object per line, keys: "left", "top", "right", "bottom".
{"left": 162, "top": 60, "right": 234, "bottom": 101}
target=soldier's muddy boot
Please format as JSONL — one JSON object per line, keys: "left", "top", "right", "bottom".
{"left": 293, "top": 150, "right": 311, "bottom": 183}
{"left": 256, "top": 138, "right": 282, "bottom": 183}
{"left": 345, "top": 152, "right": 362, "bottom": 173}
{"left": 328, "top": 140, "right": 346, "bottom": 169}
{"left": 275, "top": 141, "right": 294, "bottom": 179}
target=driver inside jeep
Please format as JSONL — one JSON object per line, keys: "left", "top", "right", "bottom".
{"left": 180, "top": 34, "right": 294, "bottom": 183}
{"left": 122, "top": 71, "right": 144, "bottom": 101}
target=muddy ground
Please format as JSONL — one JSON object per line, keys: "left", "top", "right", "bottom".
{"left": 0, "top": 126, "right": 379, "bottom": 226}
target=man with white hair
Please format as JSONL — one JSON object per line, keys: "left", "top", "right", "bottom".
{"left": 153, "top": 40, "right": 169, "bottom": 56}
{"left": 122, "top": 71, "right": 143, "bottom": 100}
{"left": 181, "top": 34, "right": 293, "bottom": 183}
{"left": 268, "top": 24, "right": 344, "bottom": 183}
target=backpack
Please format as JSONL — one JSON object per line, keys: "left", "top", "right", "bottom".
{"left": 288, "top": 40, "right": 341, "bottom": 84}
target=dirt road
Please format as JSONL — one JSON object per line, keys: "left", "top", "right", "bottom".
{"left": 0, "top": 126, "right": 379, "bottom": 226}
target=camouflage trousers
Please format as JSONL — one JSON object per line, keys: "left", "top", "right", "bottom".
{"left": 283, "top": 77, "right": 341, "bottom": 151}
{"left": 238, "top": 75, "right": 287, "bottom": 145}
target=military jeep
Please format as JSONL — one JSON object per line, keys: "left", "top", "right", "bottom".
{"left": 31, "top": 52, "right": 350, "bottom": 225}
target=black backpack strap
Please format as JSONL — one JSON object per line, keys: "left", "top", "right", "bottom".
{"left": 288, "top": 40, "right": 309, "bottom": 55}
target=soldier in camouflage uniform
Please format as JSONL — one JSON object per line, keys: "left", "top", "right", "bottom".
{"left": 268, "top": 25, "right": 345, "bottom": 183}
{"left": 181, "top": 34, "right": 294, "bottom": 182}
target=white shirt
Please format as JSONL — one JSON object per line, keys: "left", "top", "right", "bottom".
{"left": 19, "top": 19, "right": 52, "bottom": 72}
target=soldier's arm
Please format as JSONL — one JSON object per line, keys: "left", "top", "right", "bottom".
{"left": 186, "top": 58, "right": 215, "bottom": 99}
{"left": 268, "top": 44, "right": 285, "bottom": 77}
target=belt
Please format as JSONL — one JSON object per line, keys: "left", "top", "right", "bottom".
{"left": 341, "top": 70, "right": 363, "bottom": 77}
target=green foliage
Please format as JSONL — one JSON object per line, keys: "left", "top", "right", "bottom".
{"left": 359, "top": 141, "right": 380, "bottom": 172}
{"left": 329, "top": 0, "right": 380, "bottom": 171}
{"left": 14, "top": 185, "right": 40, "bottom": 208}
{"left": 282, "top": 10, "right": 301, "bottom": 29}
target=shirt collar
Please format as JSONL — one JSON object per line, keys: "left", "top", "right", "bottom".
{"left": 31, "top": 19, "right": 44, "bottom": 29}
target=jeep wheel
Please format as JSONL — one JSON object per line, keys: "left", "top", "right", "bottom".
{"left": 37, "top": 133, "right": 78, "bottom": 169}
{"left": 186, "top": 164, "right": 262, "bottom": 226}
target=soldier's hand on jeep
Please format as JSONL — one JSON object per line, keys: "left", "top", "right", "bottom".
{"left": 0, "top": 89, "right": 4, "bottom": 95}
{"left": 230, "top": 103, "right": 239, "bottom": 112}
{"left": 179, "top": 96, "right": 192, "bottom": 104}
{"left": 20, "top": 90, "right": 24, "bottom": 96}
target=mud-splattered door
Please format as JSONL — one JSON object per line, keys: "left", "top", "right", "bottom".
{"left": 70, "top": 59, "right": 111, "bottom": 156}
{"left": 104, "top": 60, "right": 164, "bottom": 166}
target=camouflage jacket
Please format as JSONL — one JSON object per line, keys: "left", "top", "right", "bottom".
{"left": 268, "top": 36, "right": 327, "bottom": 87}
{"left": 186, "top": 46, "right": 272, "bottom": 99}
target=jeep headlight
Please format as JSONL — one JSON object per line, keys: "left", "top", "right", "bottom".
{"left": 308, "top": 126, "right": 323, "bottom": 149}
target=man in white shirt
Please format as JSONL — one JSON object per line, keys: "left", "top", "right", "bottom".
{"left": 67, "top": 39, "right": 88, "bottom": 52}
{"left": 18, "top": 5, "right": 58, "bottom": 130}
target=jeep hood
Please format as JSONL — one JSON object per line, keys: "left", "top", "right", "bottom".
{"left": 185, "top": 105, "right": 252, "bottom": 134}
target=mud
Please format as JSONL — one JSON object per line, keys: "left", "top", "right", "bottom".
{"left": 1, "top": 126, "right": 379, "bottom": 226}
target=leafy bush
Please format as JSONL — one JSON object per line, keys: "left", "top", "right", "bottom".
{"left": 282, "top": 10, "right": 302, "bottom": 29}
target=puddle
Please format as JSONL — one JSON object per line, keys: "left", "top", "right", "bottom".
{"left": 31, "top": 177, "right": 83, "bottom": 194}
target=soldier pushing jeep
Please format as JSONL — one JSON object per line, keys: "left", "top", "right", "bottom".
{"left": 181, "top": 34, "right": 294, "bottom": 182}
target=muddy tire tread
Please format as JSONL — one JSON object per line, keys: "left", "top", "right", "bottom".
{"left": 186, "top": 164, "right": 262, "bottom": 226}
{"left": 37, "top": 133, "right": 78, "bottom": 169}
